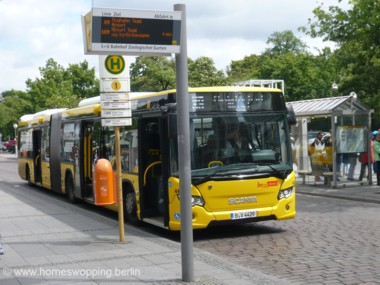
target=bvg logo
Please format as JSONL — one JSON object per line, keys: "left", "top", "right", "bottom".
{"left": 105, "top": 55, "right": 125, "bottom": 75}
{"left": 257, "top": 181, "right": 278, "bottom": 188}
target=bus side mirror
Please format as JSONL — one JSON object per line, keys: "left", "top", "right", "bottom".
{"left": 168, "top": 114, "right": 177, "bottom": 138}
{"left": 287, "top": 105, "right": 297, "bottom": 126}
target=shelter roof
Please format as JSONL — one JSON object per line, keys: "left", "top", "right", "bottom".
{"left": 286, "top": 94, "right": 370, "bottom": 117}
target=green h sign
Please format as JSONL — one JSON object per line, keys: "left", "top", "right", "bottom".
{"left": 105, "top": 55, "right": 125, "bottom": 75}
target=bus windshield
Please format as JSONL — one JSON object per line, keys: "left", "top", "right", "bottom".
{"left": 170, "top": 113, "right": 292, "bottom": 180}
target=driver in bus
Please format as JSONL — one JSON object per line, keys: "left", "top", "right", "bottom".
{"left": 225, "top": 123, "right": 253, "bottom": 162}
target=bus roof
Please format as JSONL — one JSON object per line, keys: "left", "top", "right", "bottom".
{"left": 18, "top": 86, "right": 284, "bottom": 126}
{"left": 130, "top": 86, "right": 283, "bottom": 100}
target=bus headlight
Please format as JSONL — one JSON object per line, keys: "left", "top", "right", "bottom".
{"left": 278, "top": 187, "right": 294, "bottom": 200}
{"left": 177, "top": 195, "right": 205, "bottom": 207}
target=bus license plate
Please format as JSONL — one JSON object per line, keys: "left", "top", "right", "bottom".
{"left": 230, "top": 210, "right": 257, "bottom": 220}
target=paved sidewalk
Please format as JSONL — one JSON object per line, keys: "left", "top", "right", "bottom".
{"left": 0, "top": 167, "right": 293, "bottom": 285}
{"left": 296, "top": 176, "right": 380, "bottom": 204}
{"left": 1, "top": 151, "right": 379, "bottom": 284}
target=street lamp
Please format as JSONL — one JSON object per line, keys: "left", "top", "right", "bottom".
{"left": 350, "top": 92, "right": 357, "bottom": 99}
{"left": 13, "top": 123, "right": 17, "bottom": 139}
{"left": 13, "top": 123, "right": 17, "bottom": 156}
{"left": 332, "top": 75, "right": 343, "bottom": 95}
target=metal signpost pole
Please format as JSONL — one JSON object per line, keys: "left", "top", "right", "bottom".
{"left": 174, "top": 4, "right": 194, "bottom": 282}
{"left": 99, "top": 55, "right": 130, "bottom": 243}
{"left": 114, "top": 126, "right": 125, "bottom": 241}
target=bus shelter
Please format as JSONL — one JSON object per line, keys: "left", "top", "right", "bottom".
{"left": 287, "top": 94, "right": 374, "bottom": 188}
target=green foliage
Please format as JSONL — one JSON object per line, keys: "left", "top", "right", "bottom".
{"left": 130, "top": 56, "right": 176, "bottom": 91}
{"left": 0, "top": 90, "right": 31, "bottom": 139}
{"left": 302, "top": 0, "right": 380, "bottom": 121}
{"left": 130, "top": 56, "right": 227, "bottom": 91}
{"left": 188, "top": 57, "right": 227, "bottom": 87}
{"left": 25, "top": 58, "right": 99, "bottom": 111}
{"left": 0, "top": 58, "right": 99, "bottom": 139}
{"left": 265, "top": 30, "right": 308, "bottom": 55}
{"left": 304, "top": 0, "right": 380, "bottom": 47}
{"left": 66, "top": 61, "right": 100, "bottom": 99}
{"left": 226, "top": 54, "right": 261, "bottom": 83}
{"left": 227, "top": 31, "right": 337, "bottom": 101}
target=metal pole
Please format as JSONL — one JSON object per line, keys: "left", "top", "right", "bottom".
{"left": 174, "top": 4, "right": 194, "bottom": 282}
{"left": 368, "top": 111, "right": 373, "bottom": 185}
{"left": 13, "top": 124, "right": 18, "bottom": 156}
{"left": 114, "top": 126, "right": 125, "bottom": 242}
{"left": 331, "top": 116, "right": 337, "bottom": 188}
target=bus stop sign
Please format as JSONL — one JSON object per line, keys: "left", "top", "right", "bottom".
{"left": 105, "top": 55, "right": 125, "bottom": 75}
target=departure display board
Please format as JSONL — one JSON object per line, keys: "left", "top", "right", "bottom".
{"left": 86, "top": 8, "right": 182, "bottom": 55}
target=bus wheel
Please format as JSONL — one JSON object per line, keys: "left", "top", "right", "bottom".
{"left": 26, "top": 166, "right": 32, "bottom": 185}
{"left": 66, "top": 175, "right": 78, "bottom": 204}
{"left": 124, "top": 190, "right": 139, "bottom": 225}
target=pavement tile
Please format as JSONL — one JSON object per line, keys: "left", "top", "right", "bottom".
{"left": 4, "top": 151, "right": 378, "bottom": 284}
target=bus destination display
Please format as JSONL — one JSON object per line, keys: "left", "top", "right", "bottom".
{"left": 90, "top": 8, "right": 182, "bottom": 55}
{"left": 190, "top": 92, "right": 285, "bottom": 112}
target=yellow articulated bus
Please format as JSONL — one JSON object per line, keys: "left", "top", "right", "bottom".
{"left": 17, "top": 86, "right": 296, "bottom": 231}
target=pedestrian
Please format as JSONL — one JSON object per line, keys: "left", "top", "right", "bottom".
{"left": 342, "top": 153, "right": 350, "bottom": 176}
{"left": 358, "top": 137, "right": 374, "bottom": 181}
{"left": 372, "top": 131, "right": 378, "bottom": 174}
{"left": 373, "top": 132, "right": 380, "bottom": 185}
{"left": 347, "top": 153, "right": 358, "bottom": 181}
{"left": 308, "top": 131, "right": 325, "bottom": 182}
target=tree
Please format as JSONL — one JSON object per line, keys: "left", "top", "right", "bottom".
{"left": 66, "top": 61, "right": 99, "bottom": 99}
{"left": 227, "top": 31, "right": 338, "bottom": 101}
{"left": 188, "top": 57, "right": 227, "bottom": 87}
{"left": 0, "top": 90, "right": 32, "bottom": 139}
{"left": 302, "top": 0, "right": 380, "bottom": 119}
{"left": 25, "top": 58, "right": 99, "bottom": 111}
{"left": 130, "top": 56, "right": 227, "bottom": 91}
{"left": 257, "top": 52, "right": 328, "bottom": 101}
{"left": 130, "top": 56, "right": 176, "bottom": 91}
{"left": 265, "top": 30, "right": 308, "bottom": 55}
{"left": 226, "top": 54, "right": 261, "bottom": 83}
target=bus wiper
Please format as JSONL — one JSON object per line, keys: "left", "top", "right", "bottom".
{"left": 263, "top": 164, "right": 290, "bottom": 179}
{"left": 192, "top": 164, "right": 258, "bottom": 186}
{"left": 192, "top": 168, "right": 226, "bottom": 186}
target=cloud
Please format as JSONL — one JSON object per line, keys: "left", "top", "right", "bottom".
{"left": 0, "top": 0, "right": 348, "bottom": 92}
{"left": 188, "top": 38, "right": 266, "bottom": 71}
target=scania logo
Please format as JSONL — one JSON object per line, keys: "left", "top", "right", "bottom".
{"left": 228, "top": 196, "right": 257, "bottom": 205}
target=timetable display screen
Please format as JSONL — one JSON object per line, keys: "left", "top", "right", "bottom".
{"left": 92, "top": 17, "right": 180, "bottom": 46}
{"left": 89, "top": 8, "right": 182, "bottom": 54}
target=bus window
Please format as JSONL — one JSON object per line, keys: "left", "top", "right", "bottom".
{"left": 129, "top": 129, "right": 139, "bottom": 173}
{"left": 41, "top": 126, "right": 50, "bottom": 161}
{"left": 118, "top": 127, "right": 138, "bottom": 173}
{"left": 19, "top": 130, "right": 33, "bottom": 159}
{"left": 62, "top": 123, "right": 77, "bottom": 163}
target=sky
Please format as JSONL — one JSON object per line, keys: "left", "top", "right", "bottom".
{"left": 0, "top": 0, "right": 349, "bottom": 93}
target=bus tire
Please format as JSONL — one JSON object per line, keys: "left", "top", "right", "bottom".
{"left": 66, "top": 174, "right": 78, "bottom": 204}
{"left": 26, "top": 166, "right": 32, "bottom": 185}
{"left": 124, "top": 190, "right": 139, "bottom": 225}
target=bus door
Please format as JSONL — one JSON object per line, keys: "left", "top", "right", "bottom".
{"left": 139, "top": 117, "right": 167, "bottom": 223}
{"left": 32, "top": 130, "right": 42, "bottom": 184}
{"left": 81, "top": 121, "right": 100, "bottom": 202}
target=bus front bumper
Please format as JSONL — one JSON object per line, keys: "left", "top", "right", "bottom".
{"left": 168, "top": 196, "right": 296, "bottom": 231}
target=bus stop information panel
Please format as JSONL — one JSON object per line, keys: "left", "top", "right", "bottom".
{"left": 87, "top": 8, "right": 182, "bottom": 55}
